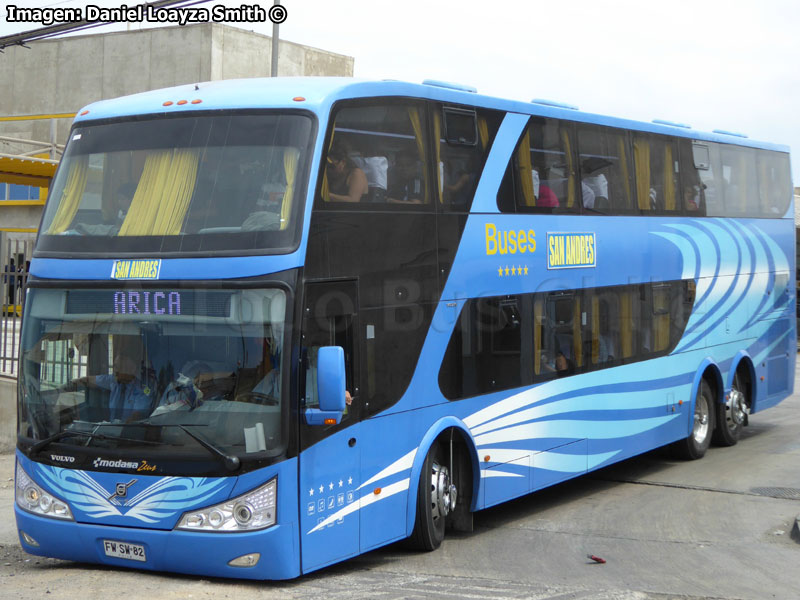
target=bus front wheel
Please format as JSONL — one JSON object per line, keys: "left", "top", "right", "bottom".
{"left": 674, "top": 379, "right": 715, "bottom": 460}
{"left": 408, "top": 442, "right": 456, "bottom": 551}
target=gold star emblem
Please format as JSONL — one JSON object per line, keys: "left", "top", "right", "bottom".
{"left": 498, "top": 266, "right": 503, "bottom": 277}
{"left": 524, "top": 265, "right": 529, "bottom": 275}
{"left": 511, "top": 266, "right": 516, "bottom": 275}
{"left": 504, "top": 266, "right": 510, "bottom": 276}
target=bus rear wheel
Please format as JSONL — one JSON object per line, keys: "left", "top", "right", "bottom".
{"left": 712, "top": 371, "right": 747, "bottom": 446}
{"left": 408, "top": 442, "right": 456, "bottom": 551}
{"left": 673, "top": 379, "right": 715, "bottom": 460}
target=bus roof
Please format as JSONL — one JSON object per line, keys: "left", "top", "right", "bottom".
{"left": 73, "top": 77, "right": 789, "bottom": 153}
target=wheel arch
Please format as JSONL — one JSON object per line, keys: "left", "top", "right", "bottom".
{"left": 728, "top": 351, "right": 756, "bottom": 411}
{"left": 689, "top": 358, "right": 723, "bottom": 433}
{"left": 405, "top": 417, "right": 480, "bottom": 538}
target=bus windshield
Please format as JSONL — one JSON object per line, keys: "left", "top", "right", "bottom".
{"left": 37, "top": 112, "right": 314, "bottom": 255}
{"left": 18, "top": 286, "right": 287, "bottom": 468}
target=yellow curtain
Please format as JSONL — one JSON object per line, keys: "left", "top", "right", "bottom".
{"left": 633, "top": 137, "right": 650, "bottom": 210}
{"left": 653, "top": 288, "right": 670, "bottom": 352}
{"left": 591, "top": 296, "right": 599, "bottom": 364}
{"left": 478, "top": 117, "right": 489, "bottom": 150}
{"left": 47, "top": 156, "right": 89, "bottom": 234}
{"left": 280, "top": 148, "right": 299, "bottom": 230}
{"left": 561, "top": 129, "right": 575, "bottom": 207}
{"left": 617, "top": 137, "right": 632, "bottom": 209}
{"left": 664, "top": 144, "right": 676, "bottom": 211}
{"left": 654, "top": 313, "right": 670, "bottom": 352}
{"left": 621, "top": 292, "right": 633, "bottom": 358}
{"left": 517, "top": 130, "right": 536, "bottom": 206}
{"left": 119, "top": 150, "right": 198, "bottom": 236}
{"left": 573, "top": 298, "right": 582, "bottom": 368}
{"left": 408, "top": 108, "right": 429, "bottom": 203}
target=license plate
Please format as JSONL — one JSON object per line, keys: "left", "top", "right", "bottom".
{"left": 103, "top": 539, "right": 146, "bottom": 562}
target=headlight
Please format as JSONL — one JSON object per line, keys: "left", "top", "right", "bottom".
{"left": 176, "top": 477, "right": 276, "bottom": 532}
{"left": 15, "top": 461, "right": 74, "bottom": 521}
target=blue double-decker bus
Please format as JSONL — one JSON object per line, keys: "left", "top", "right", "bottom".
{"left": 14, "top": 78, "right": 795, "bottom": 579}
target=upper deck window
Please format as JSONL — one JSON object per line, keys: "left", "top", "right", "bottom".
{"left": 37, "top": 112, "right": 314, "bottom": 256}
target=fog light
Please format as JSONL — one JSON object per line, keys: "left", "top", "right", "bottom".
{"left": 20, "top": 531, "right": 39, "bottom": 547}
{"left": 228, "top": 552, "right": 260, "bottom": 567}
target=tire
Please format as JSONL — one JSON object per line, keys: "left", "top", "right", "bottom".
{"left": 407, "top": 442, "right": 456, "bottom": 551}
{"left": 673, "top": 379, "right": 715, "bottom": 460}
{"left": 712, "top": 370, "right": 746, "bottom": 446}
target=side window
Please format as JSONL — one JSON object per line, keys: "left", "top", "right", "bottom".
{"left": 439, "top": 281, "right": 695, "bottom": 400}
{"left": 632, "top": 133, "right": 680, "bottom": 214}
{"left": 503, "top": 117, "right": 579, "bottom": 213}
{"left": 720, "top": 145, "right": 759, "bottom": 216}
{"left": 588, "top": 289, "right": 621, "bottom": 367}
{"left": 435, "top": 104, "right": 502, "bottom": 211}
{"left": 300, "top": 281, "right": 360, "bottom": 448}
{"left": 319, "top": 101, "right": 431, "bottom": 208}
{"left": 576, "top": 125, "right": 634, "bottom": 213}
{"left": 538, "top": 293, "right": 583, "bottom": 377}
{"left": 678, "top": 140, "right": 708, "bottom": 215}
{"left": 439, "top": 295, "right": 530, "bottom": 400}
{"left": 756, "top": 150, "right": 792, "bottom": 217}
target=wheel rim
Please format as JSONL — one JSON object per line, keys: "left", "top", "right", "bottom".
{"left": 692, "top": 393, "right": 710, "bottom": 444}
{"left": 430, "top": 461, "right": 456, "bottom": 523}
{"left": 726, "top": 378, "right": 746, "bottom": 429}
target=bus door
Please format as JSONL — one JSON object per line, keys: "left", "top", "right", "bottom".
{"left": 298, "top": 280, "right": 362, "bottom": 572}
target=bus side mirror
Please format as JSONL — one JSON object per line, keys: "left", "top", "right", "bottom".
{"left": 304, "top": 346, "right": 346, "bottom": 426}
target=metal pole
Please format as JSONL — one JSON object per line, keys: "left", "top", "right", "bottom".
{"left": 271, "top": 0, "right": 280, "bottom": 77}
{"left": 49, "top": 118, "right": 57, "bottom": 160}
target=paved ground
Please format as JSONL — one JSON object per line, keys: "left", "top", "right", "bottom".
{"left": 0, "top": 366, "right": 799, "bottom": 599}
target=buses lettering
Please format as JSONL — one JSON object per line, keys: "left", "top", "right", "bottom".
{"left": 485, "top": 223, "right": 536, "bottom": 256}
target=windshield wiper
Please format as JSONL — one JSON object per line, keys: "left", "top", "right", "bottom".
{"left": 28, "top": 430, "right": 92, "bottom": 456}
{"left": 27, "top": 428, "right": 166, "bottom": 456}
{"left": 178, "top": 425, "right": 241, "bottom": 472}
{"left": 133, "top": 423, "right": 240, "bottom": 472}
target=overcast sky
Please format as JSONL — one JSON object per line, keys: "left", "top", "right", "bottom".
{"left": 3, "top": 0, "right": 799, "bottom": 183}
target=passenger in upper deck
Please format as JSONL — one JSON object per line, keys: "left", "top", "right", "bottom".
{"left": 326, "top": 141, "right": 368, "bottom": 203}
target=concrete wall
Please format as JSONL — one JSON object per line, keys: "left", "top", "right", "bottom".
{"left": 0, "top": 23, "right": 354, "bottom": 240}
{"left": 0, "top": 23, "right": 352, "bottom": 122}
{"left": 0, "top": 378, "right": 16, "bottom": 452}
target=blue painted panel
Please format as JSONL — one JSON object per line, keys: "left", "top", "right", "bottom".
{"left": 298, "top": 425, "right": 361, "bottom": 572}
{"left": 532, "top": 439, "right": 587, "bottom": 491}
{"left": 484, "top": 454, "right": 530, "bottom": 507}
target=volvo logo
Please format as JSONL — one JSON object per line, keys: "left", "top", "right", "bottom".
{"left": 108, "top": 479, "right": 138, "bottom": 502}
